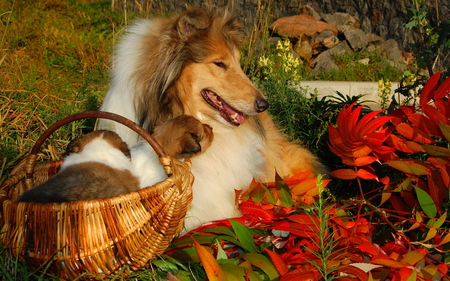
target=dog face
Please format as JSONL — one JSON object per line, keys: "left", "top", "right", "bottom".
{"left": 177, "top": 43, "right": 268, "bottom": 127}
{"left": 175, "top": 13, "right": 269, "bottom": 127}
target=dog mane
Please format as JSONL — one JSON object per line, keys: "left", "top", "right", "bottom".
{"left": 132, "top": 7, "right": 243, "bottom": 132}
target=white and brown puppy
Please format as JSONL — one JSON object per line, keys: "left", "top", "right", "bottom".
{"left": 17, "top": 130, "right": 140, "bottom": 203}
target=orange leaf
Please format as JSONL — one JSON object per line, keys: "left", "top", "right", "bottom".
{"left": 330, "top": 169, "right": 357, "bottom": 180}
{"left": 370, "top": 257, "right": 408, "bottom": 269}
{"left": 291, "top": 178, "right": 319, "bottom": 195}
{"left": 191, "top": 236, "right": 223, "bottom": 280}
{"left": 339, "top": 265, "right": 368, "bottom": 281}
{"left": 263, "top": 248, "right": 289, "bottom": 275}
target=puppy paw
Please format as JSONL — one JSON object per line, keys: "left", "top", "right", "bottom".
{"left": 153, "top": 116, "right": 214, "bottom": 159}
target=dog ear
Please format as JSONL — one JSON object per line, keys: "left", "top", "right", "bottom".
{"left": 65, "top": 138, "right": 81, "bottom": 155}
{"left": 177, "top": 7, "right": 209, "bottom": 40}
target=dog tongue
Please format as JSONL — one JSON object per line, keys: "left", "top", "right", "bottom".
{"left": 222, "top": 102, "right": 245, "bottom": 125}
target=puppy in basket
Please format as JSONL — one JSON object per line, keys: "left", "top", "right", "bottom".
{"left": 17, "top": 115, "right": 213, "bottom": 203}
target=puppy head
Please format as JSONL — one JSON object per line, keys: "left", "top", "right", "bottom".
{"left": 153, "top": 115, "right": 214, "bottom": 159}
{"left": 66, "top": 130, "right": 131, "bottom": 158}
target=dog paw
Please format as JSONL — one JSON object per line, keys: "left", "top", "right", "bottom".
{"left": 153, "top": 115, "right": 214, "bottom": 159}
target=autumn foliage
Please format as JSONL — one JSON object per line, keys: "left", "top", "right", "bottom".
{"left": 164, "top": 72, "right": 450, "bottom": 281}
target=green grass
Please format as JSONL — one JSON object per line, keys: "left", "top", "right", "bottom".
{"left": 0, "top": 0, "right": 408, "bottom": 279}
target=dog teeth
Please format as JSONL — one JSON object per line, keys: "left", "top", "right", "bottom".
{"left": 231, "top": 113, "right": 238, "bottom": 120}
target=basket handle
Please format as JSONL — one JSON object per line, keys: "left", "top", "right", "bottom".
{"left": 24, "top": 111, "right": 167, "bottom": 185}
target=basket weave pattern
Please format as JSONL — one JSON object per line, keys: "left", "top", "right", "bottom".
{"left": 0, "top": 112, "right": 194, "bottom": 278}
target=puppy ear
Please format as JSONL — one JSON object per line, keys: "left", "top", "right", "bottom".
{"left": 177, "top": 7, "right": 209, "bottom": 40}
{"left": 65, "top": 138, "right": 81, "bottom": 155}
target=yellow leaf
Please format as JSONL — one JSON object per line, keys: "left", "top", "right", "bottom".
{"left": 422, "top": 228, "right": 438, "bottom": 243}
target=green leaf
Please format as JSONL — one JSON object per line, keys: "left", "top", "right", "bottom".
{"left": 275, "top": 172, "right": 293, "bottom": 207}
{"left": 260, "top": 184, "right": 277, "bottom": 205}
{"left": 151, "top": 259, "right": 178, "bottom": 274}
{"left": 435, "top": 211, "right": 448, "bottom": 229}
{"left": 229, "top": 219, "right": 260, "bottom": 253}
{"left": 198, "top": 226, "right": 237, "bottom": 238}
{"left": 241, "top": 253, "right": 280, "bottom": 280}
{"left": 414, "top": 186, "right": 437, "bottom": 218}
{"left": 439, "top": 121, "right": 450, "bottom": 143}
{"left": 216, "top": 242, "right": 228, "bottom": 260}
{"left": 386, "top": 159, "right": 431, "bottom": 176}
{"left": 422, "top": 143, "right": 450, "bottom": 157}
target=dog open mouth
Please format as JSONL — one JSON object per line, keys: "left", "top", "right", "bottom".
{"left": 201, "top": 89, "right": 245, "bottom": 126}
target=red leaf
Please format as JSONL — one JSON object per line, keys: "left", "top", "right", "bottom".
{"left": 420, "top": 71, "right": 442, "bottom": 107}
{"left": 400, "top": 106, "right": 416, "bottom": 116}
{"left": 385, "top": 134, "right": 415, "bottom": 153}
{"left": 356, "top": 166, "right": 378, "bottom": 180}
{"left": 239, "top": 201, "right": 273, "bottom": 220}
{"left": 359, "top": 116, "right": 394, "bottom": 137}
{"left": 408, "top": 113, "right": 443, "bottom": 137}
{"left": 435, "top": 100, "right": 450, "bottom": 119}
{"left": 422, "top": 104, "right": 448, "bottom": 126}
{"left": 428, "top": 171, "right": 446, "bottom": 213}
{"left": 390, "top": 193, "right": 407, "bottom": 212}
{"left": 330, "top": 169, "right": 357, "bottom": 180}
{"left": 434, "top": 75, "right": 450, "bottom": 100}
{"left": 396, "top": 123, "right": 434, "bottom": 143}
{"left": 288, "top": 214, "right": 320, "bottom": 227}
{"left": 358, "top": 239, "right": 381, "bottom": 255}
{"left": 263, "top": 248, "right": 289, "bottom": 275}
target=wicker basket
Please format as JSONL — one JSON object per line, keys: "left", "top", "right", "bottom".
{"left": 0, "top": 111, "right": 194, "bottom": 279}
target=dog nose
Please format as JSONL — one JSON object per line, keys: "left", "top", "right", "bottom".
{"left": 255, "top": 99, "right": 269, "bottom": 112}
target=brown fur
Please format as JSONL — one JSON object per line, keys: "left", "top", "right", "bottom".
{"left": 17, "top": 131, "right": 139, "bottom": 203}
{"left": 153, "top": 115, "right": 214, "bottom": 159}
{"left": 17, "top": 163, "right": 140, "bottom": 203}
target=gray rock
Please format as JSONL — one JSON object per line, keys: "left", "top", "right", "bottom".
{"left": 311, "top": 51, "right": 339, "bottom": 76}
{"left": 322, "top": 12, "right": 357, "bottom": 33}
{"left": 328, "top": 41, "right": 354, "bottom": 58}
{"left": 344, "top": 28, "right": 369, "bottom": 50}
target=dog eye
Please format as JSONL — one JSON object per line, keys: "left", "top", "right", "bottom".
{"left": 214, "top": 62, "right": 226, "bottom": 69}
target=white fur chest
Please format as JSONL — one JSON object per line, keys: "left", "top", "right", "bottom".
{"left": 184, "top": 122, "right": 266, "bottom": 231}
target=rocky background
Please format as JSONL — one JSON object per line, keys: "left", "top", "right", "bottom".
{"left": 112, "top": 0, "right": 449, "bottom": 73}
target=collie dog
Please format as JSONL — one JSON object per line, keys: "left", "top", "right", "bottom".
{"left": 98, "top": 7, "right": 326, "bottom": 231}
